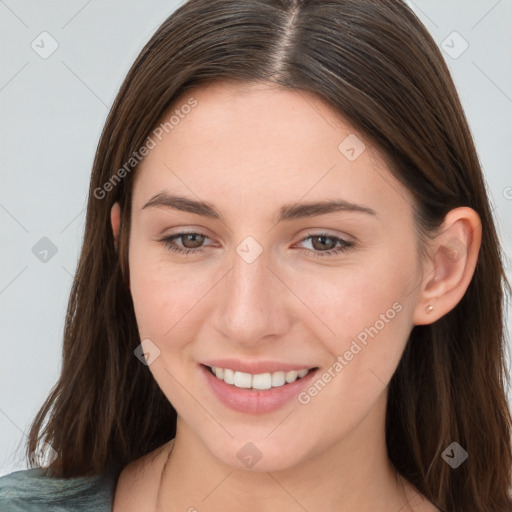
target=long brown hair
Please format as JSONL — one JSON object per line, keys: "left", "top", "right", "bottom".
{"left": 26, "top": 1, "right": 512, "bottom": 510}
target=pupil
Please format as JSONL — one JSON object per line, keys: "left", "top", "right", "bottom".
{"left": 184, "top": 234, "right": 204, "bottom": 248}
{"left": 313, "top": 235, "right": 334, "bottom": 251}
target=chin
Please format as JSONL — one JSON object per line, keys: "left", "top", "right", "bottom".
{"left": 204, "top": 436, "right": 309, "bottom": 473}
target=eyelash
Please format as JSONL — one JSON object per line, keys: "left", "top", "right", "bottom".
{"left": 159, "top": 231, "right": 355, "bottom": 258}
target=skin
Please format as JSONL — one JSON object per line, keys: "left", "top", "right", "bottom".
{"left": 111, "top": 80, "right": 481, "bottom": 511}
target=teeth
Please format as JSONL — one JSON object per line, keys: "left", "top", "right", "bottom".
{"left": 209, "top": 366, "right": 312, "bottom": 389}
{"left": 271, "top": 371, "right": 285, "bottom": 387}
{"left": 233, "top": 371, "right": 252, "bottom": 388}
{"left": 252, "top": 373, "right": 272, "bottom": 390}
{"left": 285, "top": 370, "right": 298, "bottom": 383}
{"left": 223, "top": 368, "right": 235, "bottom": 385}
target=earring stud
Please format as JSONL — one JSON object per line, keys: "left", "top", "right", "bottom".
{"left": 425, "top": 304, "right": 434, "bottom": 313}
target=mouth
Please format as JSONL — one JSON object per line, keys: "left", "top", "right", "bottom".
{"left": 203, "top": 364, "right": 316, "bottom": 390}
{"left": 199, "top": 362, "right": 320, "bottom": 414}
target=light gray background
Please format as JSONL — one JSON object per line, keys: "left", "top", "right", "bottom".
{"left": 1, "top": 0, "right": 511, "bottom": 475}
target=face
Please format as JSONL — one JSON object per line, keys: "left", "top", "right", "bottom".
{"left": 125, "top": 80, "right": 425, "bottom": 472}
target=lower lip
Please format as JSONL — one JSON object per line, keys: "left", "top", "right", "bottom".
{"left": 200, "top": 364, "right": 318, "bottom": 415}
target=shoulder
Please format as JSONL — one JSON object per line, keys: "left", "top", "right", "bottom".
{"left": 0, "top": 467, "right": 115, "bottom": 512}
{"left": 113, "top": 440, "right": 173, "bottom": 512}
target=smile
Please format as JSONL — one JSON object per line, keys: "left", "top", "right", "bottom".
{"left": 200, "top": 362, "right": 320, "bottom": 414}
{"left": 207, "top": 365, "right": 312, "bottom": 390}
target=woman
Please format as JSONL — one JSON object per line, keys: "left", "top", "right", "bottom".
{"left": 1, "top": 0, "right": 511, "bottom": 511}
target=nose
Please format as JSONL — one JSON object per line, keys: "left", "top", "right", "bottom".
{"left": 212, "top": 244, "right": 292, "bottom": 347}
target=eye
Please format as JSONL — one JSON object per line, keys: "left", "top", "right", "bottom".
{"left": 159, "top": 231, "right": 355, "bottom": 258}
{"left": 296, "top": 232, "right": 355, "bottom": 258}
{"left": 160, "top": 232, "right": 212, "bottom": 255}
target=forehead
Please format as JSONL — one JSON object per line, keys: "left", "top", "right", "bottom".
{"left": 132, "top": 80, "right": 416, "bottom": 223}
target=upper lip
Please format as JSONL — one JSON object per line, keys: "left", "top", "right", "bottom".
{"left": 201, "top": 359, "right": 318, "bottom": 375}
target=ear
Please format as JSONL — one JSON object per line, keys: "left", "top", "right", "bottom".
{"left": 110, "top": 202, "right": 121, "bottom": 251}
{"left": 413, "top": 207, "right": 482, "bottom": 326}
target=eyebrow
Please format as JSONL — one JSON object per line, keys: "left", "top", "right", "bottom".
{"left": 142, "top": 192, "right": 377, "bottom": 222}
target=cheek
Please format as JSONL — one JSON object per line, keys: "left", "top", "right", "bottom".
{"left": 128, "top": 241, "right": 215, "bottom": 351}
{"left": 299, "top": 252, "right": 416, "bottom": 386}
{"left": 127, "top": 243, "right": 208, "bottom": 410}
{"left": 287, "top": 262, "right": 416, "bottom": 448}
{"left": 128, "top": 239, "right": 180, "bottom": 337}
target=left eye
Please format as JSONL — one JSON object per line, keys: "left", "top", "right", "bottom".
{"left": 160, "top": 232, "right": 210, "bottom": 254}
{"left": 297, "top": 233, "right": 355, "bottom": 257}
{"left": 160, "top": 232, "right": 355, "bottom": 258}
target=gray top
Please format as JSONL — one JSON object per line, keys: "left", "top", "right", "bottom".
{"left": 0, "top": 465, "right": 121, "bottom": 512}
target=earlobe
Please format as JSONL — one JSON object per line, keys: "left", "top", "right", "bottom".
{"left": 413, "top": 207, "right": 482, "bottom": 326}
{"left": 110, "top": 202, "right": 121, "bottom": 250}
